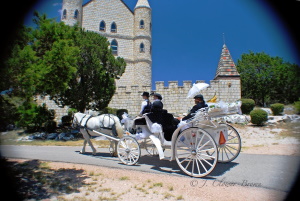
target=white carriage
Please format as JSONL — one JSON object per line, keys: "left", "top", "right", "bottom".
{"left": 117, "top": 103, "right": 242, "bottom": 178}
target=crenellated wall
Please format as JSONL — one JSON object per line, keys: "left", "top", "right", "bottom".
{"left": 109, "top": 78, "right": 241, "bottom": 116}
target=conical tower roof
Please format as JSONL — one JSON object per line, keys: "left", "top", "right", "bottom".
{"left": 135, "top": 0, "right": 151, "bottom": 9}
{"left": 214, "top": 44, "right": 240, "bottom": 80}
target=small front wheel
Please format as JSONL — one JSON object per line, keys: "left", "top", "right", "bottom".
{"left": 117, "top": 136, "right": 140, "bottom": 165}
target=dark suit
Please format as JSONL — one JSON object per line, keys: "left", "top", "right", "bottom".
{"left": 182, "top": 102, "right": 208, "bottom": 121}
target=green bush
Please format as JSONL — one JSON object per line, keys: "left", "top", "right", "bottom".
{"left": 67, "top": 108, "right": 78, "bottom": 116}
{"left": 17, "top": 102, "right": 55, "bottom": 132}
{"left": 240, "top": 99, "right": 255, "bottom": 114}
{"left": 116, "top": 109, "right": 129, "bottom": 120}
{"left": 295, "top": 100, "right": 300, "bottom": 114}
{"left": 101, "top": 107, "right": 118, "bottom": 115}
{"left": 61, "top": 115, "right": 72, "bottom": 127}
{"left": 250, "top": 109, "right": 268, "bottom": 126}
{"left": 270, "top": 103, "right": 284, "bottom": 115}
{"left": 44, "top": 120, "right": 57, "bottom": 133}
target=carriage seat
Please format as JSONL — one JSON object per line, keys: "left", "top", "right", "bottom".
{"left": 145, "top": 112, "right": 178, "bottom": 141}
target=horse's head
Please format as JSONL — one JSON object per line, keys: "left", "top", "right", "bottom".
{"left": 121, "top": 113, "right": 135, "bottom": 133}
{"left": 72, "top": 112, "right": 84, "bottom": 129}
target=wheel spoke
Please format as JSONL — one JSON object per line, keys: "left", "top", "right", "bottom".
{"left": 198, "top": 140, "right": 211, "bottom": 150}
{"left": 196, "top": 155, "right": 208, "bottom": 172}
{"left": 195, "top": 158, "right": 201, "bottom": 175}
{"left": 200, "top": 153, "right": 216, "bottom": 159}
{"left": 225, "top": 144, "right": 239, "bottom": 151}
{"left": 199, "top": 156, "right": 213, "bottom": 167}
{"left": 224, "top": 145, "right": 236, "bottom": 156}
{"left": 180, "top": 154, "right": 192, "bottom": 164}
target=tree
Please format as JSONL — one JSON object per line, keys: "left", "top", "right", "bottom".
{"left": 237, "top": 51, "right": 300, "bottom": 105}
{"left": 3, "top": 12, "right": 125, "bottom": 112}
{"left": 52, "top": 30, "right": 126, "bottom": 112}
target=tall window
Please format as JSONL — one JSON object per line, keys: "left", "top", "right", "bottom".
{"left": 63, "top": 9, "right": 67, "bottom": 19}
{"left": 111, "top": 22, "right": 117, "bottom": 33}
{"left": 140, "top": 20, "right": 144, "bottom": 29}
{"left": 140, "top": 43, "right": 145, "bottom": 53}
{"left": 100, "top": 21, "right": 106, "bottom": 32}
{"left": 74, "top": 9, "right": 79, "bottom": 19}
{"left": 111, "top": 39, "right": 118, "bottom": 56}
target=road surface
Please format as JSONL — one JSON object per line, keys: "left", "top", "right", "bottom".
{"left": 1, "top": 145, "right": 299, "bottom": 193}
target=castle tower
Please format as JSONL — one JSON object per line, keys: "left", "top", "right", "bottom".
{"left": 212, "top": 43, "right": 241, "bottom": 102}
{"left": 61, "top": 0, "right": 83, "bottom": 26}
{"left": 133, "top": 0, "right": 152, "bottom": 87}
{"left": 214, "top": 44, "right": 240, "bottom": 80}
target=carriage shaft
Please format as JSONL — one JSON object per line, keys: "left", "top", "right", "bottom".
{"left": 88, "top": 129, "right": 120, "bottom": 141}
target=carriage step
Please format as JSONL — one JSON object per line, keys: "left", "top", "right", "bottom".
{"left": 161, "top": 157, "right": 171, "bottom": 161}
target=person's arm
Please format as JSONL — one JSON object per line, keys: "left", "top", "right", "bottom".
{"left": 139, "top": 101, "right": 147, "bottom": 115}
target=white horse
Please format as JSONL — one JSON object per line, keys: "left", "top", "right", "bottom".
{"left": 72, "top": 112, "right": 123, "bottom": 156}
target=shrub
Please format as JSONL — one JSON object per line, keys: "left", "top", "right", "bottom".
{"left": 294, "top": 100, "right": 300, "bottom": 114}
{"left": 240, "top": 99, "right": 255, "bottom": 114}
{"left": 61, "top": 115, "right": 72, "bottom": 127}
{"left": 44, "top": 120, "right": 57, "bottom": 133}
{"left": 250, "top": 109, "right": 268, "bottom": 126}
{"left": 270, "top": 103, "right": 284, "bottom": 115}
{"left": 116, "top": 109, "right": 128, "bottom": 120}
{"left": 17, "top": 102, "right": 55, "bottom": 132}
{"left": 101, "top": 107, "right": 118, "bottom": 114}
{"left": 67, "top": 108, "right": 77, "bottom": 116}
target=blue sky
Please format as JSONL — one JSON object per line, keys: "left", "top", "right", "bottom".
{"left": 24, "top": 0, "right": 299, "bottom": 89}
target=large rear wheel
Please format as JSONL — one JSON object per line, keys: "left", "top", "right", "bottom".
{"left": 217, "top": 123, "right": 241, "bottom": 163}
{"left": 175, "top": 127, "right": 218, "bottom": 177}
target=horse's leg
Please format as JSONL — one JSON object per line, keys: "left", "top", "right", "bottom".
{"left": 109, "top": 141, "right": 118, "bottom": 157}
{"left": 113, "top": 141, "right": 118, "bottom": 157}
{"left": 80, "top": 139, "right": 87, "bottom": 154}
{"left": 86, "top": 137, "right": 97, "bottom": 155}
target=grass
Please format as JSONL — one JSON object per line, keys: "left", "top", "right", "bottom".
{"left": 277, "top": 122, "right": 300, "bottom": 141}
{"left": 119, "top": 176, "right": 130, "bottom": 180}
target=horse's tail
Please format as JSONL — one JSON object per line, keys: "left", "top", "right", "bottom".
{"left": 111, "top": 115, "right": 124, "bottom": 138}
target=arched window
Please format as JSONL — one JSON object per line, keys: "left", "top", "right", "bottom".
{"left": 140, "top": 20, "right": 144, "bottom": 29}
{"left": 140, "top": 43, "right": 145, "bottom": 53}
{"left": 111, "top": 39, "right": 118, "bottom": 56}
{"left": 62, "top": 9, "right": 67, "bottom": 19}
{"left": 74, "top": 9, "right": 79, "bottom": 19}
{"left": 111, "top": 22, "right": 117, "bottom": 33}
{"left": 100, "top": 21, "right": 106, "bottom": 32}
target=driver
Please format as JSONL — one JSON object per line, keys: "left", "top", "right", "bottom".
{"left": 182, "top": 94, "right": 208, "bottom": 121}
{"left": 139, "top": 92, "right": 152, "bottom": 116}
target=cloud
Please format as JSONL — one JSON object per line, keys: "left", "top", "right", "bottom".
{"left": 53, "top": 2, "right": 62, "bottom": 7}
{"left": 58, "top": 9, "right": 62, "bottom": 15}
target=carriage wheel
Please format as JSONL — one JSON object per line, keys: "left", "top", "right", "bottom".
{"left": 117, "top": 136, "right": 140, "bottom": 165}
{"left": 175, "top": 127, "right": 218, "bottom": 177}
{"left": 144, "top": 135, "right": 165, "bottom": 156}
{"left": 217, "top": 123, "right": 241, "bottom": 163}
{"left": 144, "top": 138, "right": 159, "bottom": 156}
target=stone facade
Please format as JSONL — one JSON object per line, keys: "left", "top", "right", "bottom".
{"left": 36, "top": 0, "right": 241, "bottom": 122}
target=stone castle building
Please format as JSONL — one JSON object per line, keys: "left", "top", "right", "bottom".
{"left": 37, "top": 0, "right": 241, "bottom": 121}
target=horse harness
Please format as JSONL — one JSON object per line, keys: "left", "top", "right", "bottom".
{"left": 78, "top": 114, "right": 117, "bottom": 137}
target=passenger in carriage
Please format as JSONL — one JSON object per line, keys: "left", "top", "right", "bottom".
{"left": 139, "top": 92, "right": 152, "bottom": 116}
{"left": 182, "top": 94, "right": 208, "bottom": 121}
{"left": 147, "top": 100, "right": 178, "bottom": 141}
{"left": 150, "top": 92, "right": 164, "bottom": 112}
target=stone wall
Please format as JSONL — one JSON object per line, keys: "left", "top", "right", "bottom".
{"left": 35, "top": 96, "right": 69, "bottom": 124}
{"left": 109, "top": 78, "right": 241, "bottom": 116}
{"left": 35, "top": 77, "right": 241, "bottom": 122}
